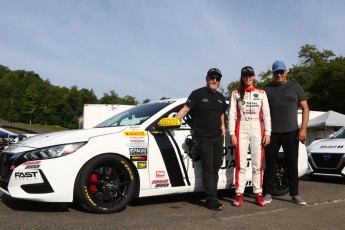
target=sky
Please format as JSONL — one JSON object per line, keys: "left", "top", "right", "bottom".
{"left": 1, "top": 0, "right": 345, "bottom": 102}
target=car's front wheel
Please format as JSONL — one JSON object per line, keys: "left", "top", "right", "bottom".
{"left": 74, "top": 154, "right": 136, "bottom": 213}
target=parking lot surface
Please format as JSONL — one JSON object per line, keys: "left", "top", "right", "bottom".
{"left": 0, "top": 176, "right": 344, "bottom": 230}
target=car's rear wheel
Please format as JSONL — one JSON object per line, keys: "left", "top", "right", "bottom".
{"left": 272, "top": 157, "right": 289, "bottom": 196}
{"left": 74, "top": 154, "right": 136, "bottom": 213}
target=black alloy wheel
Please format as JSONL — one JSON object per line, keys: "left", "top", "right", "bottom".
{"left": 75, "top": 154, "right": 136, "bottom": 213}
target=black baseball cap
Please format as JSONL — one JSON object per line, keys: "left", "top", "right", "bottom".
{"left": 241, "top": 66, "right": 255, "bottom": 76}
{"left": 207, "top": 68, "right": 222, "bottom": 78}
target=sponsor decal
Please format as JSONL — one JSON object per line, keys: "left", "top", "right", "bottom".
{"left": 25, "top": 165, "right": 40, "bottom": 169}
{"left": 253, "top": 93, "right": 258, "bottom": 98}
{"left": 152, "top": 179, "right": 169, "bottom": 184}
{"left": 320, "top": 145, "right": 344, "bottom": 149}
{"left": 23, "top": 161, "right": 41, "bottom": 165}
{"left": 14, "top": 172, "right": 38, "bottom": 178}
{"left": 156, "top": 171, "right": 165, "bottom": 178}
{"left": 130, "top": 155, "right": 147, "bottom": 161}
{"left": 126, "top": 143, "right": 148, "bottom": 147}
{"left": 129, "top": 148, "right": 148, "bottom": 155}
{"left": 129, "top": 139, "right": 146, "bottom": 143}
{"left": 23, "top": 161, "right": 41, "bottom": 169}
{"left": 137, "top": 162, "right": 147, "bottom": 169}
{"left": 123, "top": 130, "right": 147, "bottom": 137}
{"left": 155, "top": 183, "right": 169, "bottom": 188}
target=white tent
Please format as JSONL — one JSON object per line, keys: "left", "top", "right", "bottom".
{"left": 307, "top": 110, "right": 345, "bottom": 128}
{"left": 306, "top": 110, "right": 345, "bottom": 145}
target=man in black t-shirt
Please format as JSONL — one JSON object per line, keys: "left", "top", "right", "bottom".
{"left": 175, "top": 68, "right": 227, "bottom": 211}
{"left": 263, "top": 61, "right": 310, "bottom": 205}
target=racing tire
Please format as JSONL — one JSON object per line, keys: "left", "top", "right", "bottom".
{"left": 74, "top": 154, "right": 136, "bottom": 214}
{"left": 272, "top": 157, "right": 289, "bottom": 196}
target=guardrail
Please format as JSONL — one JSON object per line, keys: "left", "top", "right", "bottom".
{"left": 0, "top": 120, "right": 50, "bottom": 134}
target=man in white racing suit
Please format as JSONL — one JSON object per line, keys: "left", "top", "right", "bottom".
{"left": 229, "top": 66, "right": 271, "bottom": 207}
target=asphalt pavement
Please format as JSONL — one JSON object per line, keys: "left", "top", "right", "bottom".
{"left": 0, "top": 176, "right": 344, "bottom": 230}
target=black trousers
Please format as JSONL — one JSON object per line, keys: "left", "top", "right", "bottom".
{"left": 198, "top": 136, "right": 224, "bottom": 202}
{"left": 263, "top": 130, "right": 300, "bottom": 196}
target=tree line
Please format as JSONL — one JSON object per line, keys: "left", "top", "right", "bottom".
{"left": 0, "top": 67, "right": 141, "bottom": 129}
{"left": 227, "top": 44, "right": 345, "bottom": 115}
{"left": 1, "top": 44, "right": 344, "bottom": 129}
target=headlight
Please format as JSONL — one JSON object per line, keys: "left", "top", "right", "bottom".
{"left": 24, "top": 142, "right": 86, "bottom": 160}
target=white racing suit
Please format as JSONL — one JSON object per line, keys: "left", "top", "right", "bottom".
{"left": 229, "top": 88, "right": 271, "bottom": 194}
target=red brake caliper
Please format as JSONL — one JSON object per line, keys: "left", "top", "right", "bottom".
{"left": 89, "top": 173, "right": 98, "bottom": 194}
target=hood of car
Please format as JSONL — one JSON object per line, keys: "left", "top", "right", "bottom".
{"left": 14, "top": 127, "right": 127, "bottom": 149}
{"left": 308, "top": 138, "right": 345, "bottom": 153}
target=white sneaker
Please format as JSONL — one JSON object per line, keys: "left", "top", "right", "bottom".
{"left": 263, "top": 194, "right": 272, "bottom": 204}
{"left": 292, "top": 195, "right": 306, "bottom": 206}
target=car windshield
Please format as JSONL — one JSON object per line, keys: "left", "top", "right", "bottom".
{"left": 331, "top": 126, "right": 345, "bottom": 139}
{"left": 94, "top": 101, "right": 174, "bottom": 128}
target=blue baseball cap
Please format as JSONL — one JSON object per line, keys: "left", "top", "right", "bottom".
{"left": 272, "top": 61, "right": 286, "bottom": 72}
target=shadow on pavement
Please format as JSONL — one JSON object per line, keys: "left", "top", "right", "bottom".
{"left": 0, "top": 193, "right": 74, "bottom": 213}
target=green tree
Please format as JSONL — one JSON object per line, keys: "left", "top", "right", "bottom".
{"left": 142, "top": 98, "right": 151, "bottom": 104}
{"left": 99, "top": 90, "right": 121, "bottom": 104}
{"left": 121, "top": 95, "right": 138, "bottom": 105}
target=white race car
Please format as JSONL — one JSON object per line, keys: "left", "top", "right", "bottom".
{"left": 0, "top": 98, "right": 308, "bottom": 213}
{"left": 306, "top": 126, "right": 345, "bottom": 177}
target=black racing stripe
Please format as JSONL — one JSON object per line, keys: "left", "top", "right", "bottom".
{"left": 167, "top": 131, "right": 190, "bottom": 186}
{"left": 153, "top": 133, "right": 185, "bottom": 187}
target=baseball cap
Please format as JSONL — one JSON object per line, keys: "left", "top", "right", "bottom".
{"left": 272, "top": 61, "right": 286, "bottom": 72}
{"left": 241, "top": 66, "right": 255, "bottom": 76}
{"left": 207, "top": 68, "right": 222, "bottom": 78}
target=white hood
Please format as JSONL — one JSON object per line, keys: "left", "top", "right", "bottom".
{"left": 308, "top": 138, "right": 345, "bottom": 153}
{"left": 14, "top": 127, "right": 127, "bottom": 149}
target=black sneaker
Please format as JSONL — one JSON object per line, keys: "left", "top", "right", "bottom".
{"left": 205, "top": 200, "right": 223, "bottom": 211}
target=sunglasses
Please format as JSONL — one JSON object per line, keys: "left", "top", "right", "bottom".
{"left": 273, "top": 70, "right": 285, "bottom": 76}
{"left": 242, "top": 74, "right": 254, "bottom": 78}
{"left": 208, "top": 76, "right": 221, "bottom": 82}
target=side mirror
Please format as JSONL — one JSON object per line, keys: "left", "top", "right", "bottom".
{"left": 157, "top": 117, "right": 181, "bottom": 130}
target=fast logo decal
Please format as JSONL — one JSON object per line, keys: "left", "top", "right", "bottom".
{"left": 15, "top": 172, "right": 38, "bottom": 179}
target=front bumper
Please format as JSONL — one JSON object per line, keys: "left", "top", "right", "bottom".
{"left": 307, "top": 152, "right": 345, "bottom": 177}
{"left": 0, "top": 150, "right": 82, "bottom": 202}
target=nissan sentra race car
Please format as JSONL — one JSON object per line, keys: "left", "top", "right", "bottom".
{"left": 0, "top": 98, "right": 308, "bottom": 213}
{"left": 306, "top": 126, "right": 345, "bottom": 177}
